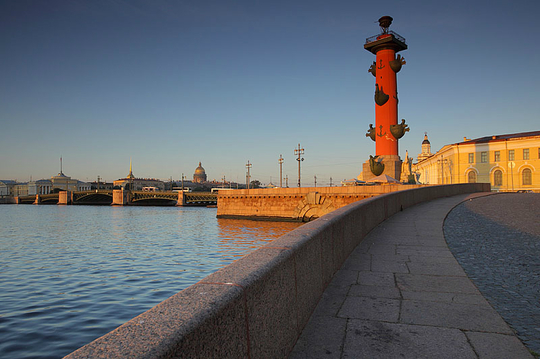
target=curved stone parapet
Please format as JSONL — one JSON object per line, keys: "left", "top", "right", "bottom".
{"left": 65, "top": 183, "right": 490, "bottom": 359}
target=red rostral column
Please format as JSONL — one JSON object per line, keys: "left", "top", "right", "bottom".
{"left": 365, "top": 16, "right": 407, "bottom": 158}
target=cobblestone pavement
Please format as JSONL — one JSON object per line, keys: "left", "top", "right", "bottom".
{"left": 290, "top": 193, "right": 533, "bottom": 359}
{"left": 444, "top": 193, "right": 540, "bottom": 355}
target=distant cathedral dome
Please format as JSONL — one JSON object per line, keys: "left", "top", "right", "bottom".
{"left": 193, "top": 162, "right": 207, "bottom": 183}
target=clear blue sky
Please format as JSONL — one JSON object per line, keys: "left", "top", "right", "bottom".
{"left": 1, "top": 0, "right": 538, "bottom": 186}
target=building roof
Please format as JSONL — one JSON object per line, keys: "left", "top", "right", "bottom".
{"left": 51, "top": 172, "right": 70, "bottom": 180}
{"left": 457, "top": 131, "right": 540, "bottom": 145}
{"left": 0, "top": 180, "right": 17, "bottom": 184}
{"left": 35, "top": 179, "right": 52, "bottom": 184}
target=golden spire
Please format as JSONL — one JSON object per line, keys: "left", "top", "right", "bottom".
{"left": 127, "top": 158, "right": 134, "bottom": 179}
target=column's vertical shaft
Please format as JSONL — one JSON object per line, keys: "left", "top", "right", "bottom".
{"left": 375, "top": 47, "right": 398, "bottom": 156}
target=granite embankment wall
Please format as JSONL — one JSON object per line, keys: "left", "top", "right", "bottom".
{"left": 217, "top": 184, "right": 429, "bottom": 221}
{"left": 66, "top": 183, "right": 490, "bottom": 359}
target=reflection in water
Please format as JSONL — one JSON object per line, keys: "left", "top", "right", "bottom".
{"left": 0, "top": 206, "right": 301, "bottom": 359}
{"left": 217, "top": 219, "right": 303, "bottom": 262}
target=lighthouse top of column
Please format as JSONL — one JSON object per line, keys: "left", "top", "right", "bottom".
{"left": 364, "top": 31, "right": 407, "bottom": 54}
{"left": 364, "top": 16, "right": 407, "bottom": 54}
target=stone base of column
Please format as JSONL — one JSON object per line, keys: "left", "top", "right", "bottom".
{"left": 358, "top": 155, "right": 402, "bottom": 182}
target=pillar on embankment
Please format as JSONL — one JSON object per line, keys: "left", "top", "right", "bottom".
{"left": 112, "top": 189, "right": 130, "bottom": 206}
{"left": 58, "top": 191, "right": 71, "bottom": 205}
{"left": 176, "top": 191, "right": 186, "bottom": 206}
{"left": 33, "top": 194, "right": 41, "bottom": 205}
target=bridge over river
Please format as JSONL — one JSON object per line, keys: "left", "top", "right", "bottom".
{"left": 14, "top": 190, "right": 217, "bottom": 207}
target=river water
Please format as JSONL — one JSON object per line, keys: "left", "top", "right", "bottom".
{"left": 0, "top": 205, "right": 301, "bottom": 358}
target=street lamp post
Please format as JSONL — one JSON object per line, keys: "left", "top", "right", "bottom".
{"left": 295, "top": 143, "right": 304, "bottom": 187}
{"left": 437, "top": 157, "right": 449, "bottom": 184}
{"left": 278, "top": 155, "right": 284, "bottom": 188}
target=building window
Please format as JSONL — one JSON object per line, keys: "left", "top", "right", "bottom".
{"left": 481, "top": 151, "right": 487, "bottom": 163}
{"left": 508, "top": 150, "right": 515, "bottom": 161}
{"left": 522, "top": 168, "right": 532, "bottom": 186}
{"left": 468, "top": 153, "right": 474, "bottom": 163}
{"left": 493, "top": 170, "right": 503, "bottom": 187}
{"left": 494, "top": 151, "right": 500, "bottom": 162}
{"left": 468, "top": 171, "right": 477, "bottom": 183}
{"left": 523, "top": 148, "right": 529, "bottom": 160}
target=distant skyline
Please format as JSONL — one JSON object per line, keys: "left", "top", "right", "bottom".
{"left": 1, "top": 0, "right": 539, "bottom": 186}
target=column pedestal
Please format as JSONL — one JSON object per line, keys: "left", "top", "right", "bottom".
{"left": 359, "top": 155, "right": 402, "bottom": 182}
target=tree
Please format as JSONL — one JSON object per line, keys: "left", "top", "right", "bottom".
{"left": 250, "top": 180, "right": 261, "bottom": 189}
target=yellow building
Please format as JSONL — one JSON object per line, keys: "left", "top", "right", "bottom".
{"left": 413, "top": 131, "right": 540, "bottom": 192}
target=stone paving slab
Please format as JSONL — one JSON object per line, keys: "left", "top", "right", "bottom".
{"left": 343, "top": 320, "right": 477, "bottom": 359}
{"left": 289, "top": 193, "right": 534, "bottom": 359}
{"left": 406, "top": 260, "right": 467, "bottom": 276}
{"left": 338, "top": 296, "right": 400, "bottom": 322}
{"left": 466, "top": 331, "right": 534, "bottom": 359}
{"left": 348, "top": 284, "right": 401, "bottom": 299}
{"left": 400, "top": 290, "right": 489, "bottom": 305}
{"left": 311, "top": 285, "right": 349, "bottom": 317}
{"left": 357, "top": 271, "right": 394, "bottom": 287}
{"left": 289, "top": 315, "right": 347, "bottom": 359}
{"left": 396, "top": 246, "right": 455, "bottom": 257}
{"left": 341, "top": 255, "right": 371, "bottom": 272}
{"left": 400, "top": 300, "right": 513, "bottom": 333}
{"left": 396, "top": 273, "right": 479, "bottom": 294}
{"left": 371, "top": 259, "right": 409, "bottom": 273}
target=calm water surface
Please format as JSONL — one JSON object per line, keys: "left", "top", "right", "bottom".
{"left": 0, "top": 205, "right": 301, "bottom": 358}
